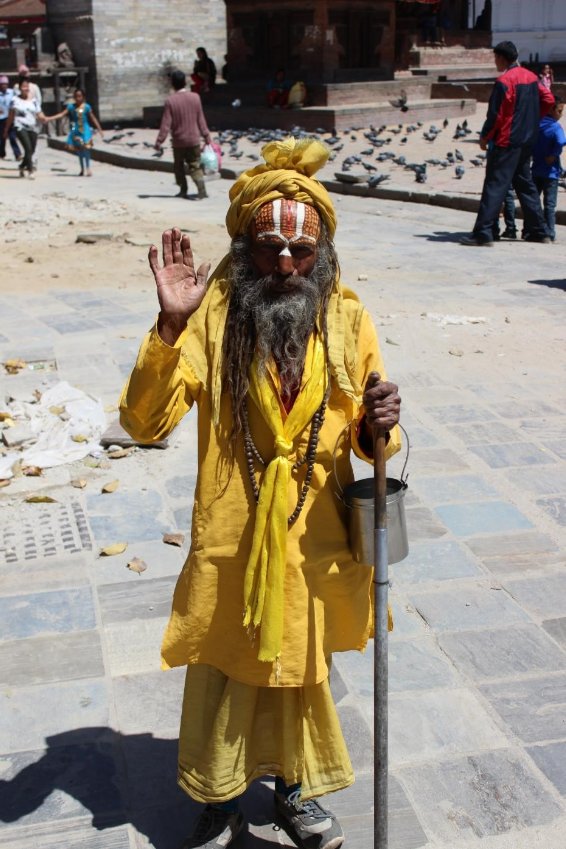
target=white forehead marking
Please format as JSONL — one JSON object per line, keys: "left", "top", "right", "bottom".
{"left": 272, "top": 199, "right": 282, "bottom": 237}
{"left": 295, "top": 202, "right": 305, "bottom": 239}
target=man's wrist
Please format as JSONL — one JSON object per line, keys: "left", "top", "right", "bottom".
{"left": 156, "top": 313, "right": 188, "bottom": 347}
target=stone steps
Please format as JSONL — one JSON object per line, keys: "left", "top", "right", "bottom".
{"left": 409, "top": 64, "right": 497, "bottom": 81}
{"left": 169, "top": 97, "right": 477, "bottom": 133}
{"left": 409, "top": 46, "right": 495, "bottom": 68}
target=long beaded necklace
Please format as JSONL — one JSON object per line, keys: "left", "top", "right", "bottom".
{"left": 241, "top": 384, "right": 330, "bottom": 526}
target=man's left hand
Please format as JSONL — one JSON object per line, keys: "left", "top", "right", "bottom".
{"left": 479, "top": 137, "right": 488, "bottom": 151}
{"left": 362, "top": 371, "right": 401, "bottom": 431}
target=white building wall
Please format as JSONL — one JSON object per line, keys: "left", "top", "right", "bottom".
{"left": 92, "top": 0, "right": 226, "bottom": 122}
{"left": 491, "top": 0, "right": 566, "bottom": 63}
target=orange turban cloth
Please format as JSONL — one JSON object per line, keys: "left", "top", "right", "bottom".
{"left": 225, "top": 137, "right": 337, "bottom": 239}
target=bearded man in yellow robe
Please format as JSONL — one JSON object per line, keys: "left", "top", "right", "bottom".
{"left": 120, "top": 137, "right": 401, "bottom": 849}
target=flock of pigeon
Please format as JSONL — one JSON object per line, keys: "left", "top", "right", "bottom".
{"left": 101, "top": 118, "right": 490, "bottom": 189}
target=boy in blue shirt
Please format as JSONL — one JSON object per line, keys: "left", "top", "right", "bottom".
{"left": 532, "top": 97, "right": 565, "bottom": 241}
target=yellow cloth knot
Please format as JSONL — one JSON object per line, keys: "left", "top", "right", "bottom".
{"left": 275, "top": 436, "right": 293, "bottom": 457}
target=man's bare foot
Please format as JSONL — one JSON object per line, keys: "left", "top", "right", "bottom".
{"left": 86, "top": 168, "right": 92, "bottom": 177}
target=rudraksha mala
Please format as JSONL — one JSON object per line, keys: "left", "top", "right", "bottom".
{"left": 242, "top": 387, "right": 329, "bottom": 526}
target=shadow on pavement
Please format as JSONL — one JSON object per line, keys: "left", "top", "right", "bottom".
{"left": 0, "top": 726, "right": 287, "bottom": 849}
{"left": 528, "top": 278, "right": 566, "bottom": 291}
{"left": 414, "top": 231, "right": 468, "bottom": 243}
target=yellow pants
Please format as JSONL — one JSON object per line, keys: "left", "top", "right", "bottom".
{"left": 178, "top": 664, "right": 354, "bottom": 802}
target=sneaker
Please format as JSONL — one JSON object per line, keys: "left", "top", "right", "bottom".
{"left": 19, "top": 168, "right": 25, "bottom": 178}
{"left": 460, "top": 235, "right": 493, "bottom": 247}
{"left": 501, "top": 228, "right": 517, "bottom": 239}
{"left": 275, "top": 790, "right": 344, "bottom": 849}
{"left": 176, "top": 190, "right": 188, "bottom": 198}
{"left": 180, "top": 805, "right": 245, "bottom": 848}
{"left": 28, "top": 170, "right": 36, "bottom": 180}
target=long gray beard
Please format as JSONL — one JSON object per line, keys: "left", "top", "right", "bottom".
{"left": 230, "top": 240, "right": 333, "bottom": 400}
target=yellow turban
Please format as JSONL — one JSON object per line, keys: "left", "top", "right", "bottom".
{"left": 226, "top": 137, "right": 337, "bottom": 239}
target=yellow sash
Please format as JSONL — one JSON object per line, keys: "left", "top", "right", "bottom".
{"left": 243, "top": 334, "right": 327, "bottom": 663}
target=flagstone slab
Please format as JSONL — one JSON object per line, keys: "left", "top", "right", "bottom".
{"left": 0, "top": 587, "right": 96, "bottom": 642}
{"left": 448, "top": 421, "right": 523, "bottom": 444}
{"left": 0, "top": 553, "right": 90, "bottom": 596}
{"left": 543, "top": 617, "right": 566, "bottom": 650}
{"left": 103, "top": 616, "right": 169, "bottom": 677}
{"left": 413, "top": 474, "right": 499, "bottom": 504}
{"left": 547, "top": 440, "right": 566, "bottom": 460}
{"left": 404, "top": 448, "right": 470, "bottom": 474}
{"left": 527, "top": 742, "right": 566, "bottom": 796}
{"left": 505, "top": 466, "right": 566, "bottom": 494}
{"left": 465, "top": 530, "right": 559, "bottom": 560}
{"left": 469, "top": 442, "right": 556, "bottom": 469}
{"left": 392, "top": 539, "right": 483, "bottom": 585}
{"left": 438, "top": 625, "right": 566, "bottom": 681}
{"left": 423, "top": 404, "right": 493, "bottom": 424}
{"left": 89, "top": 538, "right": 186, "bottom": 586}
{"left": 409, "top": 584, "right": 529, "bottom": 632}
{"left": 0, "top": 631, "right": 104, "bottom": 687}
{"left": 96, "top": 576, "right": 177, "bottom": 625}
{"left": 389, "top": 689, "right": 507, "bottom": 764}
{"left": 406, "top": 506, "right": 449, "bottom": 541}
{"left": 537, "top": 495, "right": 566, "bottom": 526}
{"left": 434, "top": 501, "right": 532, "bottom": 537}
{"left": 112, "top": 667, "right": 185, "bottom": 736}
{"left": 0, "top": 678, "right": 109, "bottom": 754}
{"left": 504, "top": 573, "right": 566, "bottom": 619}
{"left": 0, "top": 822, "right": 131, "bottom": 849}
{"left": 479, "top": 673, "right": 566, "bottom": 743}
{"left": 398, "top": 749, "right": 563, "bottom": 842}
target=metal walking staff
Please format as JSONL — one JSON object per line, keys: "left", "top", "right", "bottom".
{"left": 373, "top": 426, "right": 389, "bottom": 849}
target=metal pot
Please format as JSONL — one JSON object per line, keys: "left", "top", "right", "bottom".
{"left": 335, "top": 424, "right": 409, "bottom": 565}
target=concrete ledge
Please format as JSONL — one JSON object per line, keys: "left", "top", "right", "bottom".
{"left": 47, "top": 138, "right": 227, "bottom": 179}
{"left": 47, "top": 137, "right": 566, "bottom": 225}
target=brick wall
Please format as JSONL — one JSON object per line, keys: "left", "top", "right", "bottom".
{"left": 91, "top": 0, "right": 226, "bottom": 122}
{"left": 46, "top": 0, "right": 226, "bottom": 123}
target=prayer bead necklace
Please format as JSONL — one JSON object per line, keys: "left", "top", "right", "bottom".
{"left": 242, "top": 390, "right": 329, "bottom": 526}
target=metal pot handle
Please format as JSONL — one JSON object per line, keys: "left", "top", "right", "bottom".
{"left": 332, "top": 421, "right": 410, "bottom": 498}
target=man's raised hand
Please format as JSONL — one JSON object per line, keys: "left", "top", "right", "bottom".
{"left": 150, "top": 227, "right": 210, "bottom": 345}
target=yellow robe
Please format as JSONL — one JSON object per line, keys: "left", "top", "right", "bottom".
{"left": 119, "top": 287, "right": 400, "bottom": 689}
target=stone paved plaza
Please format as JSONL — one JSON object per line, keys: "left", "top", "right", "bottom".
{"left": 0, "top": 143, "right": 565, "bottom": 849}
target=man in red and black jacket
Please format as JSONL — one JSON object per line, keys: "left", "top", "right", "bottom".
{"left": 462, "top": 41, "right": 555, "bottom": 246}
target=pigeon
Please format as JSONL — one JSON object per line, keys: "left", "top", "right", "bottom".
{"left": 125, "top": 142, "right": 138, "bottom": 148}
{"left": 415, "top": 171, "right": 427, "bottom": 184}
{"left": 400, "top": 137, "right": 408, "bottom": 145}
{"left": 362, "top": 162, "right": 377, "bottom": 172}
{"left": 367, "top": 174, "right": 390, "bottom": 187}
{"left": 470, "top": 158, "right": 483, "bottom": 167}
{"left": 443, "top": 118, "right": 449, "bottom": 128}
{"left": 143, "top": 141, "right": 154, "bottom": 149}
{"left": 232, "top": 151, "right": 244, "bottom": 159}
{"left": 389, "top": 90, "right": 408, "bottom": 112}
{"left": 455, "top": 149, "right": 464, "bottom": 162}
{"left": 446, "top": 151, "right": 455, "bottom": 162}
{"left": 396, "top": 155, "right": 407, "bottom": 165}
{"left": 105, "top": 133, "right": 125, "bottom": 143}
{"left": 361, "top": 148, "right": 374, "bottom": 156}
{"left": 455, "top": 165, "right": 465, "bottom": 179}
{"left": 247, "top": 154, "right": 259, "bottom": 161}
{"left": 152, "top": 149, "right": 164, "bottom": 158}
